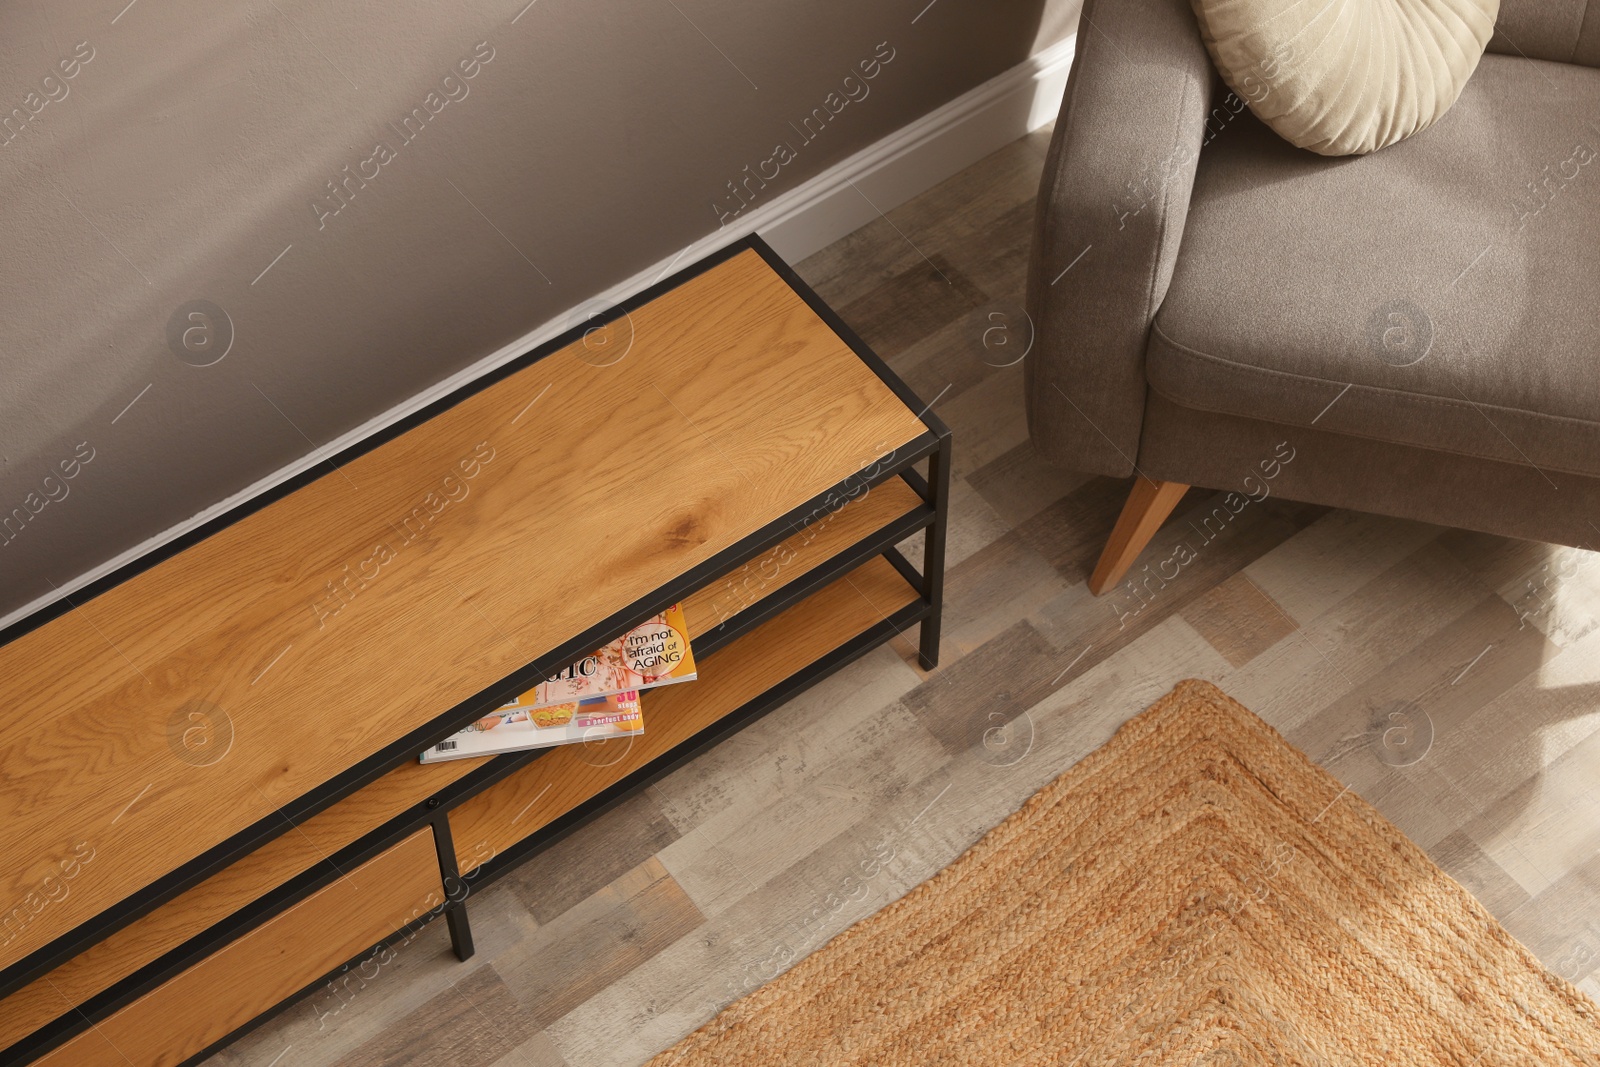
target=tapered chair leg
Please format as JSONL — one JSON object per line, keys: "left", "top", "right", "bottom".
{"left": 1087, "top": 477, "right": 1190, "bottom": 596}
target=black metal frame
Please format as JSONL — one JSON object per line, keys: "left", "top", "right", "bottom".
{"left": 428, "top": 812, "right": 474, "bottom": 963}
{"left": 1, "top": 235, "right": 953, "bottom": 1065}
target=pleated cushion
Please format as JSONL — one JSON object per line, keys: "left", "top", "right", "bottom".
{"left": 1190, "top": 0, "right": 1500, "bottom": 155}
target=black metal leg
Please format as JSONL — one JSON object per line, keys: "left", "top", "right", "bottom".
{"left": 919, "top": 432, "right": 952, "bottom": 671}
{"left": 428, "top": 810, "right": 475, "bottom": 962}
{"left": 442, "top": 888, "right": 474, "bottom": 962}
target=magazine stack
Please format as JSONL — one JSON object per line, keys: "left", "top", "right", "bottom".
{"left": 419, "top": 603, "right": 697, "bottom": 763}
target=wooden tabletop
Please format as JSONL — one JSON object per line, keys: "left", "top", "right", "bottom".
{"left": 0, "top": 247, "right": 928, "bottom": 973}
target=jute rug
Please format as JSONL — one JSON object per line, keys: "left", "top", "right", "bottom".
{"left": 650, "top": 679, "right": 1600, "bottom": 1065}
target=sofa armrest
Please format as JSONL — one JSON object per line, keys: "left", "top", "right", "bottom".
{"left": 1025, "top": 0, "right": 1218, "bottom": 477}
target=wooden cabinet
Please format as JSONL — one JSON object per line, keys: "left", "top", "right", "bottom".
{"left": 0, "top": 238, "right": 950, "bottom": 1064}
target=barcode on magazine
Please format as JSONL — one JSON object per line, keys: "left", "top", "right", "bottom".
{"left": 435, "top": 740, "right": 458, "bottom": 752}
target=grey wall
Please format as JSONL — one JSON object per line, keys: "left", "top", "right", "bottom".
{"left": 0, "top": 0, "right": 1075, "bottom": 622}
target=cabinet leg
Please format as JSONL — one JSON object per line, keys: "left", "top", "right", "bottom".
{"left": 918, "top": 433, "right": 952, "bottom": 670}
{"left": 444, "top": 895, "right": 475, "bottom": 962}
{"left": 429, "top": 810, "right": 476, "bottom": 962}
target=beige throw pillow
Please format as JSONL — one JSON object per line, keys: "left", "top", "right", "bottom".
{"left": 1190, "top": 0, "right": 1500, "bottom": 155}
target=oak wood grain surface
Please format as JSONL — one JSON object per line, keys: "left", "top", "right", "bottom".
{"left": 0, "top": 248, "right": 928, "bottom": 973}
{"left": 35, "top": 829, "right": 442, "bottom": 1067}
{"left": 679, "top": 475, "right": 923, "bottom": 637}
{"left": 450, "top": 555, "right": 921, "bottom": 875}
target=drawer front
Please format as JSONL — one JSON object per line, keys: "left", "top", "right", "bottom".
{"left": 1, "top": 759, "right": 478, "bottom": 1053}
{"left": 34, "top": 828, "right": 443, "bottom": 1067}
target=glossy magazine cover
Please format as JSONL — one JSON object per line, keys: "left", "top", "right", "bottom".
{"left": 527, "top": 602, "right": 697, "bottom": 709}
{"left": 418, "top": 690, "right": 642, "bottom": 763}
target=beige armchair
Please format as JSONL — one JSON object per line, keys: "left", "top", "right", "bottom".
{"left": 1027, "top": 0, "right": 1600, "bottom": 593}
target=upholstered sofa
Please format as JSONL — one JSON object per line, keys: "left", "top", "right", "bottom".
{"left": 1027, "top": 0, "right": 1600, "bottom": 593}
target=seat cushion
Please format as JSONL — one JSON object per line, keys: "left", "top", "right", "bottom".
{"left": 1147, "top": 54, "right": 1600, "bottom": 479}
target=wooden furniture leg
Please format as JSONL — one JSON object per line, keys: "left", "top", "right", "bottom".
{"left": 1087, "top": 477, "right": 1190, "bottom": 596}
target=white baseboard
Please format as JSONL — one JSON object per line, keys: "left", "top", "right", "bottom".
{"left": 1, "top": 34, "right": 1075, "bottom": 633}
{"left": 760, "top": 34, "right": 1075, "bottom": 262}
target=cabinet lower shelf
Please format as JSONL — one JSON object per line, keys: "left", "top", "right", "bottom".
{"left": 451, "top": 553, "right": 924, "bottom": 881}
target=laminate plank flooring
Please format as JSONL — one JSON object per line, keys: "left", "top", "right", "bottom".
{"left": 206, "top": 124, "right": 1600, "bottom": 1066}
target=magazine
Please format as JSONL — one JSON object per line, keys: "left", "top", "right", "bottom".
{"left": 527, "top": 603, "right": 697, "bottom": 709}
{"left": 419, "top": 691, "right": 643, "bottom": 764}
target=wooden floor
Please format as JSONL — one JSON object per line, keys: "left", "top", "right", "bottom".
{"left": 206, "top": 126, "right": 1600, "bottom": 1067}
